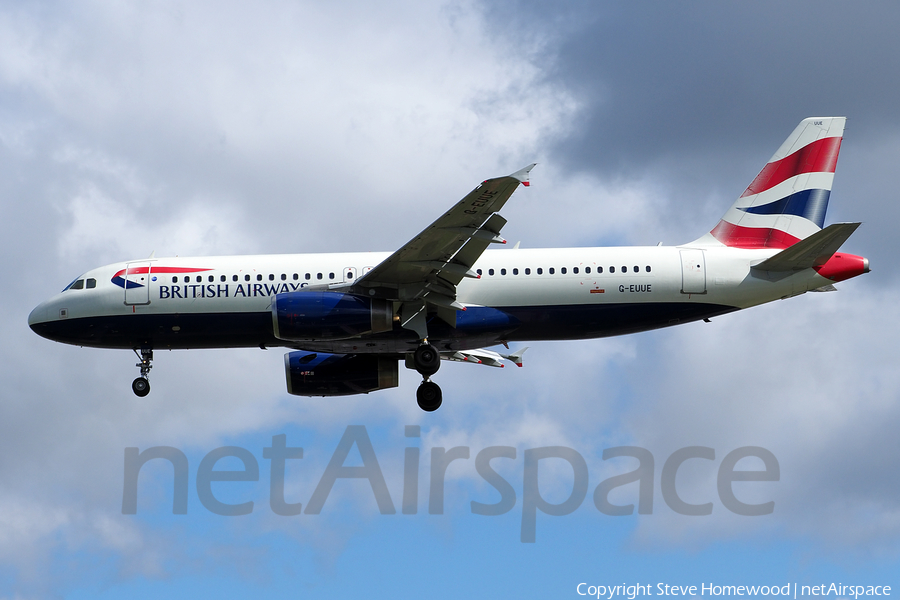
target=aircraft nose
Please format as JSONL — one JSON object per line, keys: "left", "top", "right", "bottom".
{"left": 28, "top": 299, "right": 67, "bottom": 343}
{"left": 28, "top": 302, "right": 49, "bottom": 329}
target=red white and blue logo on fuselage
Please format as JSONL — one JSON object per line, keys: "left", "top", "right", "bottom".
{"left": 111, "top": 266, "right": 212, "bottom": 289}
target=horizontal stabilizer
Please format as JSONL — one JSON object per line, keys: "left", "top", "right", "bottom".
{"left": 751, "top": 222, "right": 861, "bottom": 272}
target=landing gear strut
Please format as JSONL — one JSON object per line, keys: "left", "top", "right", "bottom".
{"left": 413, "top": 342, "right": 442, "bottom": 411}
{"left": 132, "top": 347, "right": 153, "bottom": 397}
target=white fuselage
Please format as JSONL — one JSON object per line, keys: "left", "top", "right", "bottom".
{"left": 28, "top": 244, "right": 829, "bottom": 354}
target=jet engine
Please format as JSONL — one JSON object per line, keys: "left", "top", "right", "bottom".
{"left": 284, "top": 351, "right": 399, "bottom": 396}
{"left": 272, "top": 291, "right": 393, "bottom": 341}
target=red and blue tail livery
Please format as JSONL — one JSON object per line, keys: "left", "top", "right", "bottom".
{"left": 705, "top": 117, "right": 845, "bottom": 249}
{"left": 29, "top": 118, "right": 869, "bottom": 412}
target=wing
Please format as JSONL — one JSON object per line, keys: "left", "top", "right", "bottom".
{"left": 441, "top": 346, "right": 529, "bottom": 368}
{"left": 346, "top": 164, "right": 535, "bottom": 312}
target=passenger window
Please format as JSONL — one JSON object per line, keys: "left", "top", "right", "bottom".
{"left": 549, "top": 268, "right": 555, "bottom": 274}
{"left": 537, "top": 268, "right": 543, "bottom": 275}
{"left": 561, "top": 267, "right": 567, "bottom": 274}
{"left": 598, "top": 267, "right": 603, "bottom": 273}
{"left": 525, "top": 268, "right": 531, "bottom": 275}
{"left": 257, "top": 274, "right": 263, "bottom": 281}
{"left": 512, "top": 268, "right": 518, "bottom": 275}
{"left": 573, "top": 267, "right": 579, "bottom": 274}
{"left": 305, "top": 273, "right": 311, "bottom": 280}
{"left": 317, "top": 273, "right": 323, "bottom": 280}
{"left": 233, "top": 275, "right": 238, "bottom": 282}
{"left": 477, "top": 269, "right": 483, "bottom": 276}
{"left": 346, "top": 271, "right": 353, "bottom": 279}
{"left": 610, "top": 266, "right": 615, "bottom": 273}
{"left": 245, "top": 274, "right": 251, "bottom": 282}
{"left": 86, "top": 278, "right": 96, "bottom": 289}
{"left": 184, "top": 276, "right": 191, "bottom": 283}
{"left": 646, "top": 266, "right": 652, "bottom": 272}
{"left": 220, "top": 275, "right": 226, "bottom": 282}
{"left": 268, "top": 274, "right": 274, "bottom": 281}
{"left": 500, "top": 268, "right": 507, "bottom": 275}
{"left": 293, "top": 273, "right": 299, "bottom": 280}
{"left": 329, "top": 272, "right": 335, "bottom": 280}
{"left": 621, "top": 266, "right": 626, "bottom": 273}
{"left": 196, "top": 276, "right": 202, "bottom": 283}
{"left": 585, "top": 267, "right": 591, "bottom": 274}
{"left": 209, "top": 275, "right": 214, "bottom": 282}
{"left": 489, "top": 268, "right": 495, "bottom": 276}
{"left": 172, "top": 276, "right": 178, "bottom": 283}
{"left": 633, "top": 266, "right": 639, "bottom": 273}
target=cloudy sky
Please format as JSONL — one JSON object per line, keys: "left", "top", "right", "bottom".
{"left": 3, "top": 1, "right": 899, "bottom": 597}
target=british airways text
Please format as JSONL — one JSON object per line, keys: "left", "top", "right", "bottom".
{"left": 157, "top": 282, "right": 308, "bottom": 299}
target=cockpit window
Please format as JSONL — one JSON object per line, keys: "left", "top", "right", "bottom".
{"left": 63, "top": 275, "right": 96, "bottom": 292}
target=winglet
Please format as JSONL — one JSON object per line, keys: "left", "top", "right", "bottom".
{"left": 510, "top": 163, "right": 537, "bottom": 187}
{"left": 501, "top": 346, "right": 529, "bottom": 367}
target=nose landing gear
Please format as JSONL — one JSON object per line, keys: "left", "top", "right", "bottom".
{"left": 132, "top": 347, "right": 153, "bottom": 397}
{"left": 413, "top": 342, "right": 442, "bottom": 411}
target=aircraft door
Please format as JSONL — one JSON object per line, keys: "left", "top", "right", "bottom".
{"left": 343, "top": 267, "right": 357, "bottom": 283}
{"left": 124, "top": 261, "right": 152, "bottom": 305}
{"left": 680, "top": 250, "right": 706, "bottom": 294}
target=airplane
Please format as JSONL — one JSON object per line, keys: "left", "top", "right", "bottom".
{"left": 28, "top": 117, "right": 869, "bottom": 412}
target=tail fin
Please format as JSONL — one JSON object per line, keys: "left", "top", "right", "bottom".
{"left": 695, "top": 117, "right": 845, "bottom": 249}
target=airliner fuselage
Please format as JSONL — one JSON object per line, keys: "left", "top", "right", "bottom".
{"left": 28, "top": 117, "right": 870, "bottom": 411}
{"left": 30, "top": 245, "right": 865, "bottom": 352}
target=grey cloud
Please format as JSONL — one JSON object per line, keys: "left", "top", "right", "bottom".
{"left": 619, "top": 288, "right": 900, "bottom": 550}
{"left": 487, "top": 1, "right": 900, "bottom": 273}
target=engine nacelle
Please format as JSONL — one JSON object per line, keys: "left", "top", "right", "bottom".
{"left": 284, "top": 351, "right": 399, "bottom": 396}
{"left": 272, "top": 291, "right": 393, "bottom": 341}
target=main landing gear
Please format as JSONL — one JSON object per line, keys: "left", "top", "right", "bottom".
{"left": 413, "top": 342, "right": 442, "bottom": 412}
{"left": 132, "top": 347, "right": 153, "bottom": 397}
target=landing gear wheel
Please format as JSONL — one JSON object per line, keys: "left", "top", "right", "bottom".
{"left": 413, "top": 343, "right": 441, "bottom": 376}
{"left": 132, "top": 347, "right": 153, "bottom": 397}
{"left": 416, "top": 381, "right": 442, "bottom": 412}
{"left": 132, "top": 377, "right": 150, "bottom": 397}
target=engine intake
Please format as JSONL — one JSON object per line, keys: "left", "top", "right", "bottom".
{"left": 285, "top": 351, "right": 399, "bottom": 396}
{"left": 272, "top": 291, "right": 393, "bottom": 341}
